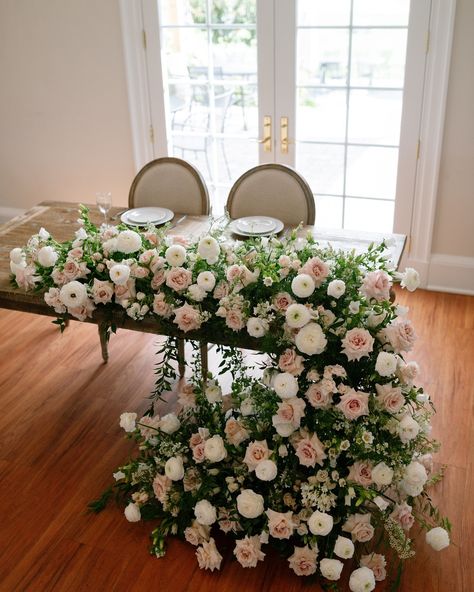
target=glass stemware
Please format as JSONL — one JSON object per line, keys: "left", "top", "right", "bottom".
{"left": 96, "top": 192, "right": 112, "bottom": 225}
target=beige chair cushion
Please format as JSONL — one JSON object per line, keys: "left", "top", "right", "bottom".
{"left": 129, "top": 158, "right": 209, "bottom": 215}
{"left": 227, "top": 165, "right": 315, "bottom": 226}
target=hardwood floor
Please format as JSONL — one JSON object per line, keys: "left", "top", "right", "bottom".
{"left": 0, "top": 288, "right": 472, "bottom": 591}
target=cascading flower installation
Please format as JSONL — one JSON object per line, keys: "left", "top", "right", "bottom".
{"left": 10, "top": 206, "right": 451, "bottom": 591}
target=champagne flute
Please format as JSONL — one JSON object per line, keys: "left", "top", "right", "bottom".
{"left": 96, "top": 192, "right": 112, "bottom": 225}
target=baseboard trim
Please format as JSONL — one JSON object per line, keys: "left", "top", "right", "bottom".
{"left": 0, "top": 206, "right": 25, "bottom": 224}
{"left": 427, "top": 253, "right": 474, "bottom": 295}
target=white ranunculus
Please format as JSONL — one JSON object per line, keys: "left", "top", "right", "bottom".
{"left": 59, "top": 280, "right": 88, "bottom": 308}
{"left": 109, "top": 264, "right": 131, "bottom": 285}
{"left": 291, "top": 273, "right": 315, "bottom": 298}
{"left": 204, "top": 435, "right": 227, "bottom": 462}
{"left": 334, "top": 535, "right": 355, "bottom": 559}
{"left": 10, "top": 247, "right": 24, "bottom": 264}
{"left": 116, "top": 230, "right": 142, "bottom": 254}
{"left": 399, "top": 267, "right": 420, "bottom": 292}
{"left": 375, "top": 352, "right": 398, "bottom": 376}
{"left": 119, "top": 412, "right": 137, "bottom": 432}
{"left": 372, "top": 462, "right": 394, "bottom": 486}
{"left": 255, "top": 459, "right": 278, "bottom": 481}
{"left": 247, "top": 317, "right": 269, "bottom": 338}
{"left": 349, "top": 567, "right": 376, "bottom": 592}
{"left": 295, "top": 323, "right": 327, "bottom": 356}
{"left": 327, "top": 279, "right": 346, "bottom": 299}
{"left": 194, "top": 499, "right": 217, "bottom": 525}
{"left": 165, "top": 456, "right": 185, "bottom": 481}
{"left": 236, "top": 489, "right": 265, "bottom": 519}
{"left": 426, "top": 527, "right": 450, "bottom": 551}
{"left": 397, "top": 415, "right": 420, "bottom": 443}
{"left": 188, "top": 283, "right": 206, "bottom": 302}
{"left": 285, "top": 303, "right": 311, "bottom": 328}
{"left": 165, "top": 244, "right": 187, "bottom": 267}
{"left": 198, "top": 236, "right": 220, "bottom": 264}
{"left": 399, "top": 461, "right": 428, "bottom": 497}
{"left": 308, "top": 511, "right": 334, "bottom": 536}
{"left": 197, "top": 271, "right": 216, "bottom": 292}
{"left": 37, "top": 246, "right": 58, "bottom": 267}
{"left": 124, "top": 502, "right": 141, "bottom": 522}
{"left": 159, "top": 413, "right": 180, "bottom": 434}
{"left": 320, "top": 558, "right": 344, "bottom": 581}
{"left": 273, "top": 372, "right": 299, "bottom": 399}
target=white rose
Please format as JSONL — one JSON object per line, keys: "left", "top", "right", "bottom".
{"left": 399, "top": 267, "right": 420, "bottom": 292}
{"left": 240, "top": 398, "right": 255, "bottom": 416}
{"left": 204, "top": 435, "right": 226, "bottom": 462}
{"left": 37, "top": 246, "right": 58, "bottom": 267}
{"left": 10, "top": 247, "right": 24, "bottom": 264}
{"left": 291, "top": 273, "right": 315, "bottom": 298}
{"left": 366, "top": 310, "right": 387, "bottom": 328}
{"left": 116, "top": 230, "right": 142, "bottom": 253}
{"left": 399, "top": 461, "right": 428, "bottom": 497}
{"left": 255, "top": 459, "right": 278, "bottom": 481}
{"left": 372, "top": 462, "right": 394, "bottom": 487}
{"left": 205, "top": 382, "right": 222, "bottom": 404}
{"left": 285, "top": 303, "right": 311, "bottom": 328}
{"left": 59, "top": 281, "right": 88, "bottom": 308}
{"left": 295, "top": 323, "right": 327, "bottom": 356}
{"left": 247, "top": 317, "right": 269, "bottom": 338}
{"left": 320, "top": 558, "right": 344, "bottom": 581}
{"left": 327, "top": 279, "right": 346, "bottom": 299}
{"left": 109, "top": 264, "right": 131, "bottom": 285}
{"left": 197, "top": 271, "right": 216, "bottom": 292}
{"left": 188, "top": 284, "right": 206, "bottom": 302}
{"left": 119, "top": 412, "right": 137, "bottom": 432}
{"left": 375, "top": 352, "right": 398, "bottom": 376}
{"left": 165, "top": 244, "right": 187, "bottom": 267}
{"left": 236, "top": 489, "right": 265, "bottom": 518}
{"left": 198, "top": 236, "right": 220, "bottom": 264}
{"left": 334, "top": 535, "right": 355, "bottom": 559}
{"left": 397, "top": 415, "right": 420, "bottom": 443}
{"left": 426, "top": 527, "right": 450, "bottom": 551}
{"left": 194, "top": 499, "right": 217, "bottom": 525}
{"left": 349, "top": 300, "right": 360, "bottom": 314}
{"left": 308, "top": 511, "right": 333, "bottom": 536}
{"left": 124, "top": 502, "right": 141, "bottom": 522}
{"left": 273, "top": 372, "right": 299, "bottom": 399}
{"left": 349, "top": 567, "right": 376, "bottom": 592}
{"left": 38, "top": 227, "right": 50, "bottom": 240}
{"left": 159, "top": 413, "right": 180, "bottom": 434}
{"left": 165, "top": 456, "right": 185, "bottom": 481}
{"left": 113, "top": 471, "right": 125, "bottom": 481}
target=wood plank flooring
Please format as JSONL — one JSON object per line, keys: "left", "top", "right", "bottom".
{"left": 0, "top": 288, "right": 473, "bottom": 591}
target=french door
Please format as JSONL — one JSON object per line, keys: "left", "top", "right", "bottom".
{"left": 141, "top": 0, "right": 430, "bottom": 234}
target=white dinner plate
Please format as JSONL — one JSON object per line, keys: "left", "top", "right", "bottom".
{"left": 229, "top": 216, "right": 284, "bottom": 237}
{"left": 121, "top": 207, "right": 174, "bottom": 226}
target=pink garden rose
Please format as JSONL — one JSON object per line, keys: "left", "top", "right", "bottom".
{"left": 243, "top": 440, "right": 270, "bottom": 471}
{"left": 347, "top": 461, "right": 373, "bottom": 487}
{"left": 44, "top": 287, "right": 66, "bottom": 314}
{"left": 375, "top": 382, "right": 405, "bottom": 413}
{"left": 299, "top": 257, "right": 329, "bottom": 287}
{"left": 91, "top": 278, "right": 114, "bottom": 304}
{"left": 360, "top": 553, "right": 387, "bottom": 581}
{"left": 152, "top": 473, "right": 172, "bottom": 503}
{"left": 184, "top": 521, "right": 210, "bottom": 546}
{"left": 396, "top": 360, "right": 419, "bottom": 386}
{"left": 63, "top": 258, "right": 90, "bottom": 281}
{"left": 51, "top": 267, "right": 67, "bottom": 286}
{"left": 266, "top": 509, "right": 295, "bottom": 539}
{"left": 305, "top": 383, "right": 333, "bottom": 409}
{"left": 341, "top": 328, "right": 375, "bottom": 361}
{"left": 336, "top": 389, "right": 370, "bottom": 420}
{"left": 173, "top": 304, "right": 202, "bottom": 332}
{"left": 151, "top": 269, "right": 166, "bottom": 289}
{"left": 178, "top": 383, "right": 196, "bottom": 409}
{"left": 195, "top": 538, "right": 222, "bottom": 571}
{"left": 224, "top": 418, "right": 249, "bottom": 446}
{"left": 342, "top": 513, "right": 374, "bottom": 543}
{"left": 225, "top": 309, "right": 245, "bottom": 331}
{"left": 390, "top": 502, "right": 415, "bottom": 531}
{"left": 278, "top": 348, "right": 305, "bottom": 376}
{"left": 153, "top": 292, "right": 172, "bottom": 318}
{"left": 115, "top": 279, "right": 136, "bottom": 303}
{"left": 273, "top": 291, "right": 294, "bottom": 312}
{"left": 68, "top": 298, "right": 95, "bottom": 321}
{"left": 294, "top": 432, "right": 327, "bottom": 468}
{"left": 360, "top": 270, "right": 392, "bottom": 301}
{"left": 233, "top": 535, "right": 265, "bottom": 568}
{"left": 213, "top": 281, "right": 229, "bottom": 300}
{"left": 383, "top": 319, "right": 417, "bottom": 352}
{"left": 273, "top": 397, "right": 306, "bottom": 428}
{"left": 166, "top": 267, "right": 192, "bottom": 292}
{"left": 288, "top": 545, "right": 318, "bottom": 576}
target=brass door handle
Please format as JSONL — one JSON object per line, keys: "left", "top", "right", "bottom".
{"left": 280, "top": 116, "right": 294, "bottom": 154}
{"left": 256, "top": 115, "right": 272, "bottom": 152}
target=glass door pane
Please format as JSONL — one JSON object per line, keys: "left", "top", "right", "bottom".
{"left": 158, "top": 0, "right": 259, "bottom": 213}
{"left": 294, "top": 0, "right": 411, "bottom": 232}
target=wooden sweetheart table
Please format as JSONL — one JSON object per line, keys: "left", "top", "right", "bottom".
{"left": 0, "top": 201, "right": 406, "bottom": 367}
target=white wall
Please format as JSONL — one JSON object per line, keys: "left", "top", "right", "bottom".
{"left": 0, "top": 0, "right": 135, "bottom": 216}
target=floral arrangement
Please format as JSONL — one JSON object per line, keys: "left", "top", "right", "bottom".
{"left": 10, "top": 207, "right": 451, "bottom": 591}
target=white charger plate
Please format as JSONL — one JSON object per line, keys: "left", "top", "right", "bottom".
{"left": 121, "top": 207, "right": 174, "bottom": 226}
{"left": 229, "top": 216, "right": 284, "bottom": 237}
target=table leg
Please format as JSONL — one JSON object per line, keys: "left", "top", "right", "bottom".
{"left": 177, "top": 338, "right": 185, "bottom": 378}
{"left": 200, "top": 341, "right": 208, "bottom": 381}
{"left": 98, "top": 322, "right": 109, "bottom": 364}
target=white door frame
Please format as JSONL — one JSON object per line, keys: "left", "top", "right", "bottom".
{"left": 119, "top": 0, "right": 456, "bottom": 286}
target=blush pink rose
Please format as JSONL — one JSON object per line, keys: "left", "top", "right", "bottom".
{"left": 68, "top": 247, "right": 83, "bottom": 259}
{"left": 275, "top": 397, "right": 306, "bottom": 426}
{"left": 273, "top": 292, "right": 294, "bottom": 312}
{"left": 63, "top": 259, "right": 90, "bottom": 280}
{"left": 243, "top": 440, "right": 270, "bottom": 471}
{"left": 224, "top": 418, "right": 249, "bottom": 446}
{"left": 288, "top": 546, "right": 318, "bottom": 576}
{"left": 213, "top": 281, "right": 229, "bottom": 300}
{"left": 347, "top": 461, "right": 373, "bottom": 486}
{"left": 375, "top": 383, "right": 405, "bottom": 413}
{"left": 305, "top": 383, "right": 332, "bottom": 409}
{"left": 278, "top": 348, "right": 305, "bottom": 376}
{"left": 361, "top": 270, "right": 392, "bottom": 301}
{"left": 383, "top": 320, "right": 417, "bottom": 352}
{"left": 342, "top": 513, "right": 374, "bottom": 542}
{"left": 225, "top": 309, "right": 245, "bottom": 331}
{"left": 396, "top": 361, "right": 419, "bottom": 386}
{"left": 166, "top": 267, "right": 192, "bottom": 292}
{"left": 68, "top": 298, "right": 95, "bottom": 321}
{"left": 153, "top": 473, "right": 172, "bottom": 503}
{"left": 130, "top": 263, "right": 149, "bottom": 279}
{"left": 173, "top": 303, "right": 202, "bottom": 332}
{"left": 390, "top": 502, "right": 415, "bottom": 531}
{"left": 192, "top": 442, "right": 206, "bottom": 463}
{"left": 91, "top": 278, "right": 114, "bottom": 304}
{"left": 233, "top": 536, "right": 265, "bottom": 568}
{"left": 336, "top": 389, "right": 370, "bottom": 420}
{"left": 195, "top": 538, "right": 222, "bottom": 572}
{"left": 115, "top": 279, "right": 136, "bottom": 303}
{"left": 360, "top": 553, "right": 387, "bottom": 581}
{"left": 153, "top": 292, "right": 172, "bottom": 318}
{"left": 341, "top": 328, "right": 375, "bottom": 361}
{"left": 266, "top": 509, "right": 295, "bottom": 539}
{"left": 151, "top": 269, "right": 166, "bottom": 289}
{"left": 294, "top": 433, "right": 327, "bottom": 468}
{"left": 299, "top": 257, "right": 330, "bottom": 287}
